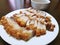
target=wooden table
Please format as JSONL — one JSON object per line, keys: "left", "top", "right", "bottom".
{"left": 0, "top": 0, "right": 60, "bottom": 45}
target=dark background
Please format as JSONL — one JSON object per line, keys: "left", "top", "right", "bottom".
{"left": 0, "top": 0, "right": 60, "bottom": 45}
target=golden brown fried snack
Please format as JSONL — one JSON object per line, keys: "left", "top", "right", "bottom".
{"left": 46, "top": 22, "right": 55, "bottom": 31}
{"left": 1, "top": 16, "right": 23, "bottom": 39}
{"left": 45, "top": 16, "right": 51, "bottom": 22}
{"left": 13, "top": 15, "right": 29, "bottom": 27}
{"left": 26, "top": 20, "right": 46, "bottom": 36}
{"left": 36, "top": 22, "right": 46, "bottom": 36}
{"left": 22, "top": 30, "right": 33, "bottom": 41}
{"left": 1, "top": 16, "right": 34, "bottom": 40}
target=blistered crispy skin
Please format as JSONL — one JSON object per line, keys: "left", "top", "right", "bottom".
{"left": 46, "top": 22, "right": 55, "bottom": 31}
{"left": 13, "top": 15, "right": 27, "bottom": 27}
{"left": 26, "top": 24, "right": 38, "bottom": 36}
{"left": 1, "top": 16, "right": 23, "bottom": 39}
{"left": 1, "top": 16, "right": 34, "bottom": 40}
{"left": 26, "top": 20, "right": 36, "bottom": 31}
{"left": 35, "top": 29, "right": 46, "bottom": 36}
{"left": 45, "top": 16, "right": 51, "bottom": 22}
{"left": 26, "top": 20, "right": 46, "bottom": 36}
{"left": 34, "top": 28, "right": 46, "bottom": 37}
{"left": 22, "top": 30, "right": 33, "bottom": 41}
{"left": 35, "top": 29, "right": 41, "bottom": 36}
{"left": 40, "top": 29, "right": 46, "bottom": 35}
{"left": 36, "top": 22, "right": 46, "bottom": 36}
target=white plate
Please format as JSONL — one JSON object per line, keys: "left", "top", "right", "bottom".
{"left": 0, "top": 9, "right": 59, "bottom": 45}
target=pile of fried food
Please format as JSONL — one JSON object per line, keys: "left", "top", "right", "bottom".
{"left": 0, "top": 8, "right": 55, "bottom": 41}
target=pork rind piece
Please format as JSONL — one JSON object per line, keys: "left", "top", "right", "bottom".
{"left": 36, "top": 22, "right": 46, "bottom": 36}
{"left": 13, "top": 14, "right": 29, "bottom": 27}
{"left": 22, "top": 30, "right": 34, "bottom": 41}
{"left": 26, "top": 20, "right": 46, "bottom": 36}
{"left": 1, "top": 16, "right": 23, "bottom": 39}
{"left": 26, "top": 20, "right": 36, "bottom": 31}
{"left": 46, "top": 22, "right": 55, "bottom": 31}
{"left": 1, "top": 16, "right": 34, "bottom": 40}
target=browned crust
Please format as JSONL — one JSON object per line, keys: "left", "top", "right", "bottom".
{"left": 1, "top": 16, "right": 23, "bottom": 39}
{"left": 13, "top": 15, "right": 26, "bottom": 27}
{"left": 1, "top": 16, "right": 33, "bottom": 40}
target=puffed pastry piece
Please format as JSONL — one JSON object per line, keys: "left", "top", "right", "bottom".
{"left": 13, "top": 14, "right": 29, "bottom": 27}
{"left": 26, "top": 20, "right": 46, "bottom": 36}
{"left": 1, "top": 16, "right": 34, "bottom": 40}
{"left": 26, "top": 20, "right": 36, "bottom": 30}
{"left": 1, "top": 16, "right": 23, "bottom": 39}
{"left": 22, "top": 30, "right": 34, "bottom": 41}
{"left": 36, "top": 22, "right": 46, "bottom": 36}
